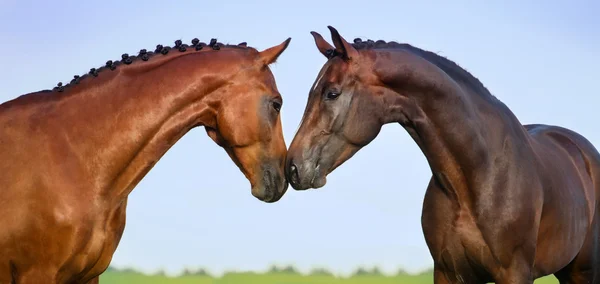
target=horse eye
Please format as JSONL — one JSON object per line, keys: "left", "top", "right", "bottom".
{"left": 272, "top": 101, "right": 282, "bottom": 113}
{"left": 325, "top": 91, "right": 340, "bottom": 100}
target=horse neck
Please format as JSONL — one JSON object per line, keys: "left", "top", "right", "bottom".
{"left": 51, "top": 57, "right": 232, "bottom": 201}
{"left": 379, "top": 52, "right": 528, "bottom": 206}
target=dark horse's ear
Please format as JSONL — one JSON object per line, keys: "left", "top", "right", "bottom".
{"left": 310, "top": 31, "right": 335, "bottom": 58}
{"left": 258, "top": 37, "right": 292, "bottom": 66}
{"left": 328, "top": 26, "right": 359, "bottom": 61}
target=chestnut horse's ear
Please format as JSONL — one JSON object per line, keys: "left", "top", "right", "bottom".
{"left": 310, "top": 31, "right": 335, "bottom": 58}
{"left": 258, "top": 37, "right": 292, "bottom": 66}
{"left": 328, "top": 26, "right": 359, "bottom": 61}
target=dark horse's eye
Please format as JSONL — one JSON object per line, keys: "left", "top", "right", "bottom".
{"left": 325, "top": 91, "right": 340, "bottom": 100}
{"left": 272, "top": 101, "right": 282, "bottom": 113}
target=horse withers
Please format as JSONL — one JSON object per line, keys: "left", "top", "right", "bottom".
{"left": 0, "top": 37, "right": 291, "bottom": 283}
{"left": 286, "top": 26, "right": 600, "bottom": 283}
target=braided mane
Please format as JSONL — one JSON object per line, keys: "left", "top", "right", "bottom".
{"left": 51, "top": 38, "right": 252, "bottom": 93}
{"left": 328, "top": 38, "right": 494, "bottom": 98}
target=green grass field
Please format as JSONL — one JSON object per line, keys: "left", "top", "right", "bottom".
{"left": 99, "top": 270, "right": 559, "bottom": 284}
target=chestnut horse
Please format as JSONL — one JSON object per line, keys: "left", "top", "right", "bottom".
{"left": 0, "top": 36, "right": 291, "bottom": 283}
{"left": 286, "top": 26, "right": 600, "bottom": 283}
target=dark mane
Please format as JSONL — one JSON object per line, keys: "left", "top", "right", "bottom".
{"left": 341, "top": 38, "right": 495, "bottom": 99}
{"left": 49, "top": 39, "right": 253, "bottom": 93}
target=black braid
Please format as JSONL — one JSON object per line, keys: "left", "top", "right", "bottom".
{"left": 325, "top": 49, "right": 337, "bottom": 59}
{"left": 55, "top": 82, "right": 64, "bottom": 92}
{"left": 105, "top": 60, "right": 116, "bottom": 70}
{"left": 209, "top": 38, "right": 220, "bottom": 50}
{"left": 70, "top": 75, "right": 81, "bottom": 84}
{"left": 139, "top": 49, "right": 149, "bottom": 61}
{"left": 122, "top": 53, "right": 133, "bottom": 64}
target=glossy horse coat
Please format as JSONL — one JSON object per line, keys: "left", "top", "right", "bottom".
{"left": 0, "top": 37, "right": 291, "bottom": 283}
{"left": 286, "top": 26, "right": 600, "bottom": 283}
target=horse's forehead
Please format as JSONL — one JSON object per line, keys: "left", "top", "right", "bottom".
{"left": 259, "top": 68, "right": 280, "bottom": 93}
{"left": 232, "top": 61, "right": 276, "bottom": 88}
{"left": 317, "top": 60, "right": 348, "bottom": 84}
{"left": 312, "top": 65, "right": 331, "bottom": 92}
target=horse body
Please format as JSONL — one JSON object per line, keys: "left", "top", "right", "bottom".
{"left": 0, "top": 38, "right": 291, "bottom": 283}
{"left": 0, "top": 95, "right": 135, "bottom": 282}
{"left": 413, "top": 65, "right": 600, "bottom": 281}
{"left": 286, "top": 26, "right": 599, "bottom": 283}
{"left": 421, "top": 121, "right": 600, "bottom": 283}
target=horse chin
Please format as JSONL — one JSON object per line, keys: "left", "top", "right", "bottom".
{"left": 251, "top": 185, "right": 275, "bottom": 203}
{"left": 309, "top": 164, "right": 328, "bottom": 189}
{"left": 310, "top": 175, "right": 327, "bottom": 189}
{"left": 250, "top": 180, "right": 288, "bottom": 203}
{"left": 268, "top": 182, "right": 289, "bottom": 203}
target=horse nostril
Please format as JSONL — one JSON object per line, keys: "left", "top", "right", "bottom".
{"left": 289, "top": 163, "right": 300, "bottom": 185}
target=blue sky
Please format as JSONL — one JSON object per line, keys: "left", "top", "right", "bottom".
{"left": 1, "top": 0, "right": 598, "bottom": 277}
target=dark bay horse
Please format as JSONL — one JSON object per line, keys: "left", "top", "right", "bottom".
{"left": 286, "top": 26, "right": 600, "bottom": 283}
{"left": 0, "top": 36, "right": 291, "bottom": 283}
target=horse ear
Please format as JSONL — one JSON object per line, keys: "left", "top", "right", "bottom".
{"left": 258, "top": 37, "right": 292, "bottom": 66}
{"left": 310, "top": 31, "right": 335, "bottom": 58}
{"left": 328, "top": 26, "right": 359, "bottom": 61}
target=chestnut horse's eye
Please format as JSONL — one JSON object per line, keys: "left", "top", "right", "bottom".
{"left": 325, "top": 91, "right": 340, "bottom": 100}
{"left": 272, "top": 101, "right": 282, "bottom": 113}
